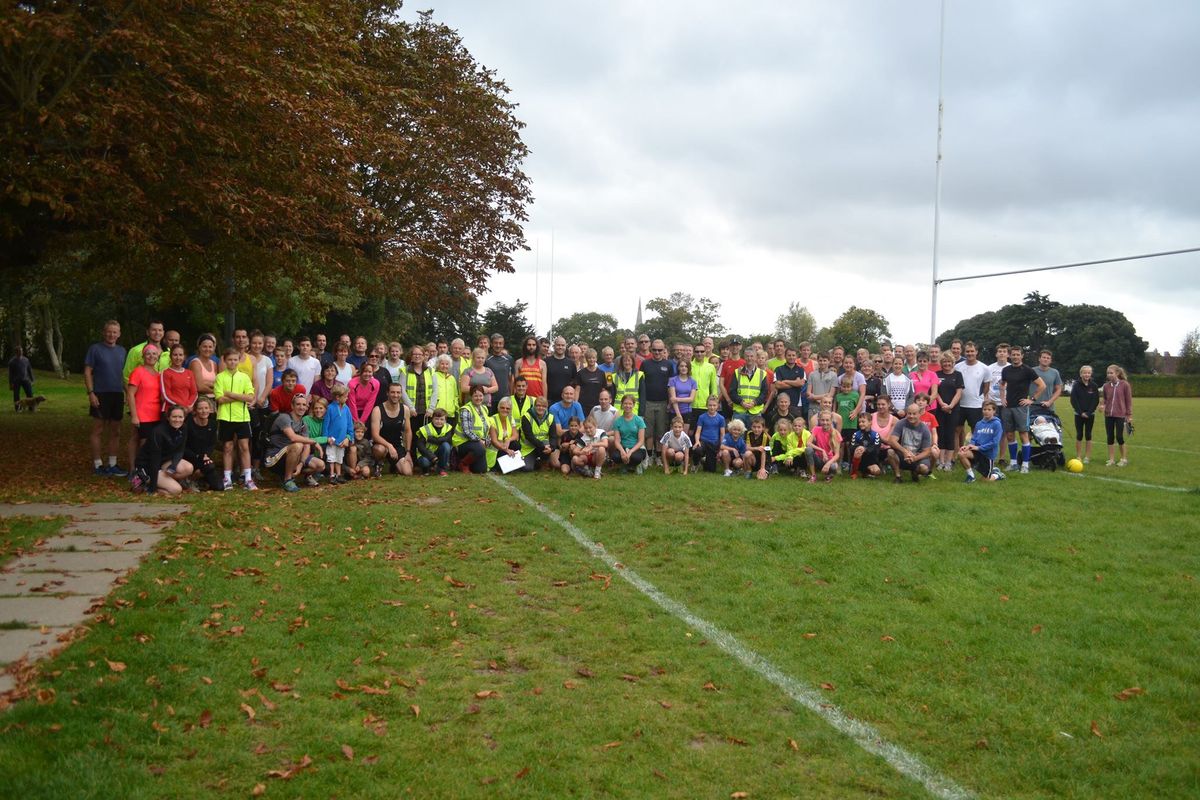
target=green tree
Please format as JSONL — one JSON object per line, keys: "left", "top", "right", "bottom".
{"left": 641, "top": 293, "right": 726, "bottom": 344}
{"left": 937, "top": 294, "right": 1146, "bottom": 376}
{"left": 549, "top": 312, "right": 618, "bottom": 347}
{"left": 479, "top": 300, "right": 533, "bottom": 351}
{"left": 1177, "top": 328, "right": 1200, "bottom": 375}
{"left": 816, "top": 307, "right": 892, "bottom": 353}
{"left": 774, "top": 303, "right": 818, "bottom": 347}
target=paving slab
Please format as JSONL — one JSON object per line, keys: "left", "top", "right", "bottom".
{"left": 0, "top": 502, "right": 188, "bottom": 520}
{"left": 0, "top": 570, "right": 120, "bottom": 598}
{"left": 0, "top": 595, "right": 97, "bottom": 628}
{"left": 60, "top": 519, "right": 173, "bottom": 536}
{"left": 0, "top": 628, "right": 69, "bottom": 665}
{"left": 6, "top": 550, "right": 144, "bottom": 574}
{"left": 39, "top": 534, "right": 164, "bottom": 553}
{"left": 0, "top": 674, "right": 13, "bottom": 694}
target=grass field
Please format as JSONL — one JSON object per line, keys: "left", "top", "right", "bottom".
{"left": 1, "top": 371, "right": 1198, "bottom": 798}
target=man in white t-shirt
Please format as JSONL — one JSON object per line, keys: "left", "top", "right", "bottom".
{"left": 287, "top": 336, "right": 322, "bottom": 392}
{"left": 954, "top": 341, "right": 991, "bottom": 448}
{"left": 987, "top": 342, "right": 1009, "bottom": 405}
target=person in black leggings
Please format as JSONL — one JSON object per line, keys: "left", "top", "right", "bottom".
{"left": 1069, "top": 365, "right": 1099, "bottom": 463}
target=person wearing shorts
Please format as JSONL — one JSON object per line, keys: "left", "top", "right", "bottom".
{"left": 215, "top": 347, "right": 257, "bottom": 489}
{"left": 886, "top": 403, "right": 934, "bottom": 483}
{"left": 84, "top": 320, "right": 129, "bottom": 476}
{"left": 953, "top": 341, "right": 991, "bottom": 446}
{"left": 264, "top": 394, "right": 327, "bottom": 490}
{"left": 999, "top": 347, "right": 1046, "bottom": 474}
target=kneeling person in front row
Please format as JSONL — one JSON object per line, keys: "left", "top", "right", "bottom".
{"left": 958, "top": 400, "right": 1005, "bottom": 483}
{"left": 264, "top": 394, "right": 328, "bottom": 491}
{"left": 887, "top": 403, "right": 934, "bottom": 483}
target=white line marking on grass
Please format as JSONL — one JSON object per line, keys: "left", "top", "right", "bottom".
{"left": 1133, "top": 445, "right": 1200, "bottom": 455}
{"left": 1069, "top": 473, "right": 1194, "bottom": 493}
{"left": 491, "top": 474, "right": 975, "bottom": 800}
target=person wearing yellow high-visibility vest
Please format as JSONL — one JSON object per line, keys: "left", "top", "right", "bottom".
{"left": 723, "top": 360, "right": 768, "bottom": 427}
{"left": 452, "top": 386, "right": 490, "bottom": 474}
{"left": 689, "top": 342, "right": 720, "bottom": 430}
{"left": 611, "top": 353, "right": 642, "bottom": 416}
{"left": 486, "top": 396, "right": 521, "bottom": 471}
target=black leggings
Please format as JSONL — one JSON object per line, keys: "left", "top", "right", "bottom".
{"left": 455, "top": 441, "right": 487, "bottom": 474}
{"left": 1074, "top": 414, "right": 1095, "bottom": 442}
{"left": 1104, "top": 416, "right": 1126, "bottom": 446}
{"left": 933, "top": 407, "right": 960, "bottom": 450}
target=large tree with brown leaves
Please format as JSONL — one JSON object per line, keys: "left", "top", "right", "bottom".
{"left": 0, "top": 2, "right": 530, "bottom": 333}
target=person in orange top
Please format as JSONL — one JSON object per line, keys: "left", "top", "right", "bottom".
{"left": 516, "top": 335, "right": 547, "bottom": 398}
{"left": 160, "top": 344, "right": 198, "bottom": 413}
{"left": 126, "top": 344, "right": 164, "bottom": 477}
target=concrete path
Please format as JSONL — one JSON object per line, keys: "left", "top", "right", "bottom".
{"left": 0, "top": 503, "right": 187, "bottom": 697}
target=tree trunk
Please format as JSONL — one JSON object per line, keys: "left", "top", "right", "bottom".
{"left": 40, "top": 301, "right": 66, "bottom": 378}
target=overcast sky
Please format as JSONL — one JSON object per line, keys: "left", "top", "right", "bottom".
{"left": 404, "top": 1, "right": 1199, "bottom": 353}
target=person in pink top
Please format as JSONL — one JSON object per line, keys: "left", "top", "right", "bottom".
{"left": 1100, "top": 364, "right": 1134, "bottom": 466}
{"left": 347, "top": 361, "right": 380, "bottom": 424}
{"left": 126, "top": 345, "right": 164, "bottom": 474}
{"left": 160, "top": 344, "right": 198, "bottom": 413}
{"left": 908, "top": 352, "right": 941, "bottom": 409}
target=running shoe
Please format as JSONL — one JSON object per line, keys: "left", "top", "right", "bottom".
{"left": 723, "top": 469, "right": 733, "bottom": 477}
{"left": 593, "top": 467, "right": 601, "bottom": 479}
{"left": 1117, "top": 458, "right": 1127, "bottom": 467}
{"left": 282, "top": 479, "right": 300, "bottom": 493}
{"left": 964, "top": 474, "right": 976, "bottom": 484}
{"left": 105, "top": 464, "right": 129, "bottom": 477}
{"left": 305, "top": 475, "right": 320, "bottom": 488}
{"left": 222, "top": 477, "right": 233, "bottom": 491}
{"left": 244, "top": 479, "right": 259, "bottom": 491}
{"left": 1020, "top": 464, "right": 1030, "bottom": 474}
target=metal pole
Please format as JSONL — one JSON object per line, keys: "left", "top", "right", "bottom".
{"left": 534, "top": 238, "right": 539, "bottom": 335}
{"left": 935, "top": 246, "right": 1200, "bottom": 284}
{"left": 930, "top": 0, "right": 946, "bottom": 345}
{"left": 549, "top": 229, "right": 555, "bottom": 335}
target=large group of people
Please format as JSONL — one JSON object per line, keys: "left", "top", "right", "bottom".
{"left": 79, "top": 319, "right": 1136, "bottom": 495}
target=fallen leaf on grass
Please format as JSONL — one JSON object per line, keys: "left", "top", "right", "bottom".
{"left": 732, "top": 792, "right": 749, "bottom": 799}
{"left": 443, "top": 574, "right": 468, "bottom": 588}
{"left": 198, "top": 709, "right": 213, "bottom": 729}
{"left": 551, "top": 580, "right": 569, "bottom": 587}
{"left": 802, "top": 633, "right": 817, "bottom": 639}
{"left": 251, "top": 783, "right": 266, "bottom": 796}
{"left": 658, "top": 700, "right": 672, "bottom": 709}
{"left": 576, "top": 667, "right": 594, "bottom": 679}
{"left": 820, "top": 683, "right": 835, "bottom": 691}
{"left": 514, "top": 766, "right": 530, "bottom": 779}
{"left": 106, "top": 660, "right": 126, "bottom": 673}
{"left": 475, "top": 690, "right": 501, "bottom": 699}
{"left": 620, "top": 674, "right": 639, "bottom": 683}
{"left": 726, "top": 736, "right": 747, "bottom": 746}
{"left": 361, "top": 755, "right": 379, "bottom": 765}
{"left": 787, "top": 738, "right": 799, "bottom": 751}
{"left": 601, "top": 741, "right": 622, "bottom": 749}
{"left": 410, "top": 704, "right": 420, "bottom": 717}
{"left": 1031, "top": 625, "right": 1043, "bottom": 634}
{"left": 589, "top": 573, "right": 612, "bottom": 590}
{"left": 1090, "top": 720, "right": 1103, "bottom": 738}
{"left": 702, "top": 682, "right": 718, "bottom": 692}
{"left": 562, "top": 680, "right": 577, "bottom": 690}
{"left": 999, "top": 595, "right": 1010, "bottom": 602}
{"left": 241, "top": 703, "right": 256, "bottom": 720}
{"left": 341, "top": 744, "right": 354, "bottom": 760}
{"left": 266, "top": 754, "right": 313, "bottom": 780}
{"left": 1114, "top": 687, "right": 1146, "bottom": 701}
{"left": 880, "top": 635, "right": 895, "bottom": 642}
{"left": 270, "top": 682, "right": 293, "bottom": 693}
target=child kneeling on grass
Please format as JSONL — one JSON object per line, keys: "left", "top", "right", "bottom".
{"left": 808, "top": 411, "right": 842, "bottom": 483}
{"left": 744, "top": 415, "right": 771, "bottom": 479}
{"left": 659, "top": 415, "right": 694, "bottom": 475}
{"left": 770, "top": 417, "right": 809, "bottom": 477}
{"left": 958, "top": 400, "right": 1005, "bottom": 483}
{"left": 719, "top": 418, "right": 748, "bottom": 477}
{"left": 849, "top": 412, "right": 883, "bottom": 479}
{"left": 571, "top": 417, "right": 608, "bottom": 479}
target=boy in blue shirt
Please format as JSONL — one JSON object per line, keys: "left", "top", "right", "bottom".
{"left": 693, "top": 395, "right": 726, "bottom": 473}
{"left": 958, "top": 400, "right": 1005, "bottom": 483}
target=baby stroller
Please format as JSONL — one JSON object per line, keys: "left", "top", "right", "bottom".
{"left": 1028, "top": 408, "right": 1065, "bottom": 471}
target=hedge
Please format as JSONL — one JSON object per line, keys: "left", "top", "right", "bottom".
{"left": 1128, "top": 374, "right": 1200, "bottom": 397}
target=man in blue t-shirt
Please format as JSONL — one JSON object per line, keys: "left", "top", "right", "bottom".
{"left": 547, "top": 385, "right": 585, "bottom": 438}
{"left": 958, "top": 400, "right": 1005, "bottom": 482}
{"left": 84, "top": 319, "right": 129, "bottom": 477}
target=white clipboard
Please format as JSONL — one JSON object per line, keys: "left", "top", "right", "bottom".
{"left": 498, "top": 453, "right": 525, "bottom": 474}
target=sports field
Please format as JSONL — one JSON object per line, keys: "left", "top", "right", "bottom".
{"left": 1, "top": 374, "right": 1198, "bottom": 798}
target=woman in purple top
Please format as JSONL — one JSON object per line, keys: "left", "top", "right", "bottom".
{"left": 310, "top": 362, "right": 342, "bottom": 404}
{"left": 668, "top": 360, "right": 698, "bottom": 419}
{"left": 459, "top": 348, "right": 498, "bottom": 407}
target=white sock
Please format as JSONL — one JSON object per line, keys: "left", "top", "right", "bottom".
{"left": 243, "top": 469, "right": 253, "bottom": 481}
{"left": 966, "top": 468, "right": 975, "bottom": 478}
{"left": 108, "top": 456, "right": 118, "bottom": 467}
{"left": 94, "top": 459, "right": 103, "bottom": 468}
{"left": 224, "top": 470, "right": 232, "bottom": 481}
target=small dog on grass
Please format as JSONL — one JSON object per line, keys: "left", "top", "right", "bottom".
{"left": 15, "top": 395, "right": 47, "bottom": 412}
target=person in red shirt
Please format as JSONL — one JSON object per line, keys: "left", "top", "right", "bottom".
{"left": 269, "top": 369, "right": 307, "bottom": 413}
{"left": 160, "top": 344, "right": 197, "bottom": 413}
{"left": 516, "top": 335, "right": 547, "bottom": 398}
{"left": 126, "top": 345, "right": 164, "bottom": 475}
{"left": 719, "top": 338, "right": 746, "bottom": 398}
